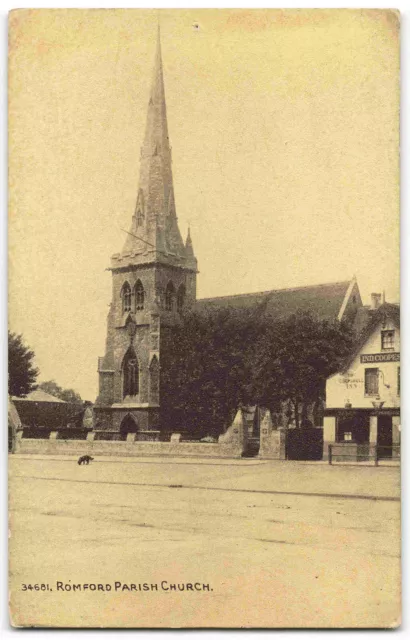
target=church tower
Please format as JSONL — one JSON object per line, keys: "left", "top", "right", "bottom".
{"left": 94, "top": 28, "right": 197, "bottom": 439}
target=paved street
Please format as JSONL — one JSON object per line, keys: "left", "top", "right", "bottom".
{"left": 9, "top": 456, "right": 400, "bottom": 628}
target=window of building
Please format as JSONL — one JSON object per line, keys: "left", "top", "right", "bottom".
{"left": 165, "top": 282, "right": 175, "bottom": 311}
{"left": 398, "top": 366, "right": 400, "bottom": 396}
{"left": 134, "top": 280, "right": 145, "bottom": 311}
{"left": 136, "top": 209, "right": 144, "bottom": 226}
{"left": 122, "top": 348, "right": 139, "bottom": 398}
{"left": 121, "top": 282, "right": 132, "bottom": 313}
{"left": 381, "top": 330, "right": 395, "bottom": 351}
{"left": 336, "top": 415, "right": 369, "bottom": 443}
{"left": 365, "top": 368, "right": 379, "bottom": 396}
{"left": 177, "top": 284, "right": 186, "bottom": 314}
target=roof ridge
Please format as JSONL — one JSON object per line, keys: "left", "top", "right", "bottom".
{"left": 197, "top": 280, "right": 351, "bottom": 303}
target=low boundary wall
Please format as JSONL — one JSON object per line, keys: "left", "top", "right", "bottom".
{"left": 14, "top": 409, "right": 248, "bottom": 459}
{"left": 16, "top": 438, "right": 242, "bottom": 458}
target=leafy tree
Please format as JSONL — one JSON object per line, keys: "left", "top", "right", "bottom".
{"left": 8, "top": 331, "right": 39, "bottom": 397}
{"left": 160, "top": 308, "right": 354, "bottom": 437}
{"left": 248, "top": 312, "right": 354, "bottom": 427}
{"left": 161, "top": 307, "right": 260, "bottom": 438}
{"left": 38, "top": 380, "right": 83, "bottom": 404}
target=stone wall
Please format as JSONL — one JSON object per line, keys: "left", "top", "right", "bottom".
{"left": 15, "top": 409, "right": 248, "bottom": 459}
{"left": 17, "top": 438, "right": 242, "bottom": 459}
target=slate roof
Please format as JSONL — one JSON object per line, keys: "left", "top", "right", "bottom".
{"left": 337, "top": 303, "right": 400, "bottom": 373}
{"left": 15, "top": 389, "right": 67, "bottom": 403}
{"left": 196, "top": 280, "right": 352, "bottom": 322}
{"left": 356, "top": 303, "right": 399, "bottom": 340}
{"left": 352, "top": 302, "right": 400, "bottom": 336}
{"left": 12, "top": 392, "right": 88, "bottom": 430}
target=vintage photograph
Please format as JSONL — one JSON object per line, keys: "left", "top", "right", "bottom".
{"left": 8, "top": 9, "right": 400, "bottom": 628}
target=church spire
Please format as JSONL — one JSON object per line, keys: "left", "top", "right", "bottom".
{"left": 185, "top": 227, "right": 195, "bottom": 259}
{"left": 118, "top": 26, "right": 187, "bottom": 265}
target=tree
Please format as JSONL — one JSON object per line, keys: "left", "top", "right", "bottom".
{"left": 161, "top": 307, "right": 259, "bottom": 438}
{"left": 160, "top": 308, "right": 355, "bottom": 436}
{"left": 38, "top": 380, "right": 83, "bottom": 404}
{"left": 248, "top": 312, "right": 354, "bottom": 427}
{"left": 8, "top": 332, "right": 39, "bottom": 397}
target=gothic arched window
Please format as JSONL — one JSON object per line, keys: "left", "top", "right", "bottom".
{"left": 122, "top": 347, "right": 139, "bottom": 398}
{"left": 121, "top": 282, "right": 132, "bottom": 314}
{"left": 177, "top": 284, "right": 186, "bottom": 314}
{"left": 149, "top": 355, "right": 159, "bottom": 398}
{"left": 134, "top": 280, "right": 145, "bottom": 311}
{"left": 165, "top": 282, "right": 175, "bottom": 311}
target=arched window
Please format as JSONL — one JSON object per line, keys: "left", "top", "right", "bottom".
{"left": 134, "top": 280, "right": 145, "bottom": 311}
{"left": 177, "top": 284, "right": 186, "bottom": 314}
{"left": 165, "top": 282, "right": 175, "bottom": 311}
{"left": 121, "top": 282, "right": 132, "bottom": 314}
{"left": 149, "top": 355, "right": 159, "bottom": 398}
{"left": 122, "top": 347, "right": 139, "bottom": 398}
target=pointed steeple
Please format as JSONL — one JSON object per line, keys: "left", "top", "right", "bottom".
{"left": 118, "top": 26, "right": 187, "bottom": 266}
{"left": 185, "top": 227, "right": 195, "bottom": 259}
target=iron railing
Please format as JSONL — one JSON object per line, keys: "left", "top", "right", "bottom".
{"left": 328, "top": 444, "right": 400, "bottom": 465}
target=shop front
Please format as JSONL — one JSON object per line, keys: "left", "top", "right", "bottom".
{"left": 324, "top": 407, "right": 400, "bottom": 462}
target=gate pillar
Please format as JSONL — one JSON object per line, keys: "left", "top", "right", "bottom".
{"left": 258, "top": 410, "right": 286, "bottom": 459}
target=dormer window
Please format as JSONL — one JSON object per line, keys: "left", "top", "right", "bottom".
{"left": 381, "top": 330, "right": 395, "bottom": 351}
{"left": 136, "top": 209, "right": 144, "bottom": 227}
{"left": 121, "top": 282, "right": 132, "bottom": 313}
{"left": 135, "top": 280, "right": 145, "bottom": 311}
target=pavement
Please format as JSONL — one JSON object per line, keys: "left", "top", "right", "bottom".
{"left": 8, "top": 455, "right": 401, "bottom": 628}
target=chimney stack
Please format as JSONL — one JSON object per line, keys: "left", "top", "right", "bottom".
{"left": 370, "top": 293, "right": 382, "bottom": 310}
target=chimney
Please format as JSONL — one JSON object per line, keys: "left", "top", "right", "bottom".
{"left": 370, "top": 293, "right": 382, "bottom": 310}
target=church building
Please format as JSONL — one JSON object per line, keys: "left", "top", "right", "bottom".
{"left": 94, "top": 30, "right": 364, "bottom": 441}
{"left": 94, "top": 30, "right": 197, "bottom": 440}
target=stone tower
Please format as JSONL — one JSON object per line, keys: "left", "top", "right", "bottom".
{"left": 94, "top": 29, "right": 197, "bottom": 439}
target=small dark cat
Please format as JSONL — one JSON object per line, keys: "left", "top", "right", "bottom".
{"left": 78, "top": 455, "right": 94, "bottom": 465}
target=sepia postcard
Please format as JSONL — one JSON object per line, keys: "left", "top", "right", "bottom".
{"left": 8, "top": 9, "right": 400, "bottom": 628}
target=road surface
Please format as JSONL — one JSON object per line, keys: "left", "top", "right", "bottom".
{"left": 9, "top": 455, "right": 400, "bottom": 628}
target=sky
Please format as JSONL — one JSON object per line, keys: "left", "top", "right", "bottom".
{"left": 8, "top": 8, "right": 400, "bottom": 400}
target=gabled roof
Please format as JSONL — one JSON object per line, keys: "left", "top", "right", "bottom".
{"left": 14, "top": 389, "right": 67, "bottom": 403}
{"left": 337, "top": 303, "right": 400, "bottom": 374}
{"left": 356, "top": 303, "right": 400, "bottom": 342}
{"left": 12, "top": 397, "right": 88, "bottom": 430}
{"left": 196, "top": 280, "right": 353, "bottom": 322}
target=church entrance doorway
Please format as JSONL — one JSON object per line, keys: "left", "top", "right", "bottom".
{"left": 120, "top": 415, "right": 138, "bottom": 441}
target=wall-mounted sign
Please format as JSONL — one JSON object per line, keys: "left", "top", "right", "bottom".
{"left": 338, "top": 376, "right": 363, "bottom": 389}
{"left": 360, "top": 352, "right": 400, "bottom": 363}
